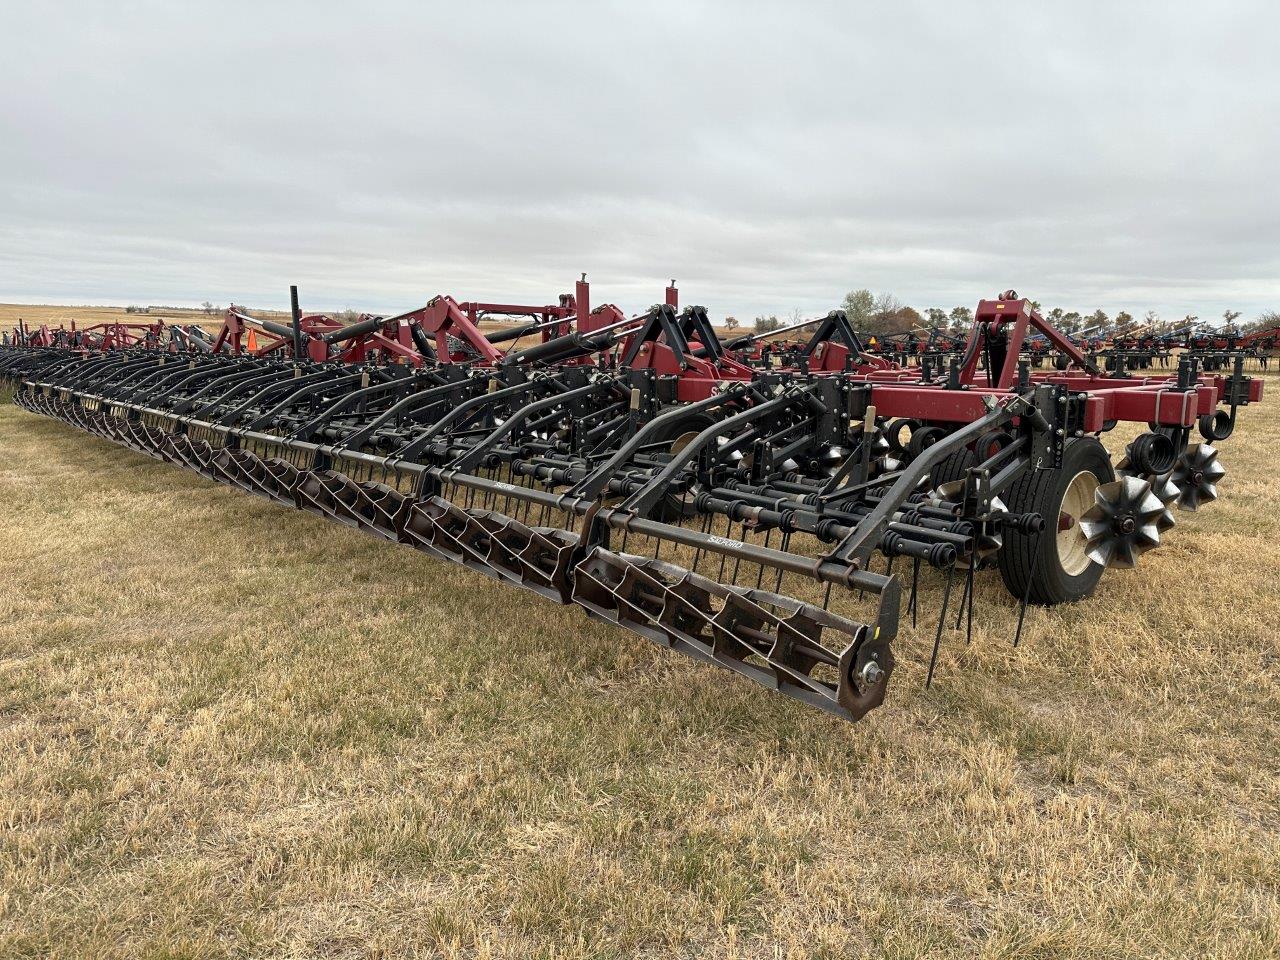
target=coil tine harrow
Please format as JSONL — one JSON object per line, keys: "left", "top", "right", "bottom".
{"left": 1, "top": 284, "right": 1265, "bottom": 723}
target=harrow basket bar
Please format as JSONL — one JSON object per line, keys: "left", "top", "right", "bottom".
{"left": 10, "top": 360, "right": 926, "bottom": 720}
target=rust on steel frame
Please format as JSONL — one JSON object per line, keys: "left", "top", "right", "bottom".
{"left": 0, "top": 280, "right": 1264, "bottom": 723}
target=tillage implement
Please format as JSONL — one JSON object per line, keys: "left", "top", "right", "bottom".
{"left": 2, "top": 282, "right": 1262, "bottom": 722}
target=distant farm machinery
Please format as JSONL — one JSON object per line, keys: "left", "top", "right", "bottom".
{"left": 1, "top": 282, "right": 1264, "bottom": 722}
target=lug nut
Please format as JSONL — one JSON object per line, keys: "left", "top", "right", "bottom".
{"left": 860, "top": 661, "right": 885, "bottom": 686}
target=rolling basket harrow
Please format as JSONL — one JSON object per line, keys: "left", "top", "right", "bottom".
{"left": 1, "top": 282, "right": 1263, "bottom": 723}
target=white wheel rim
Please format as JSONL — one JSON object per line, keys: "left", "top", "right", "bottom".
{"left": 1058, "top": 470, "right": 1100, "bottom": 576}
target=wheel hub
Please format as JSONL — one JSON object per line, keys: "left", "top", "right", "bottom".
{"left": 1056, "top": 470, "right": 1101, "bottom": 577}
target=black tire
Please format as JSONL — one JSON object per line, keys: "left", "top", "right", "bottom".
{"left": 997, "top": 438, "right": 1115, "bottom": 605}
{"left": 905, "top": 425, "right": 946, "bottom": 462}
{"left": 649, "top": 413, "right": 716, "bottom": 520}
{"left": 929, "top": 430, "right": 1012, "bottom": 490}
{"left": 885, "top": 418, "right": 917, "bottom": 454}
{"left": 930, "top": 447, "right": 975, "bottom": 488}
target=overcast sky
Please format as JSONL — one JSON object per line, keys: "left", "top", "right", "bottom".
{"left": 2, "top": 1, "right": 1277, "bottom": 324}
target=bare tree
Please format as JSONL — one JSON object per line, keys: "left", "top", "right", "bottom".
{"left": 861, "top": 292, "right": 896, "bottom": 336}
{"left": 1240, "top": 309, "right": 1278, "bottom": 333}
{"left": 948, "top": 306, "right": 973, "bottom": 333}
{"left": 201, "top": 300, "right": 215, "bottom": 314}
{"left": 871, "top": 292, "right": 901, "bottom": 316}
{"left": 842, "top": 289, "right": 874, "bottom": 333}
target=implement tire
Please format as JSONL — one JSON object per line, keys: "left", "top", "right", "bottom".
{"left": 997, "top": 438, "right": 1114, "bottom": 605}
{"left": 930, "top": 447, "right": 975, "bottom": 488}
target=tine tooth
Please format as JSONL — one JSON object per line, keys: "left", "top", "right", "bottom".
{"left": 909, "top": 557, "right": 921, "bottom": 629}
{"left": 1013, "top": 530, "right": 1042, "bottom": 647}
{"left": 774, "top": 532, "right": 790, "bottom": 593}
{"left": 954, "top": 565, "right": 970, "bottom": 631}
{"left": 756, "top": 528, "right": 772, "bottom": 589}
{"left": 965, "top": 562, "right": 975, "bottom": 645}
{"left": 927, "top": 564, "right": 957, "bottom": 688}
{"left": 729, "top": 523, "right": 746, "bottom": 584}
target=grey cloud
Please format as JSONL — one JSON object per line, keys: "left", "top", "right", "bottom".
{"left": 1, "top": 1, "right": 1277, "bottom": 321}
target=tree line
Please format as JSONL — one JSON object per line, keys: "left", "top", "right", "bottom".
{"left": 741, "top": 290, "right": 1279, "bottom": 338}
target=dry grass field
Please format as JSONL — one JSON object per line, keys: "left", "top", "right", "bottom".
{"left": 0, "top": 303, "right": 294, "bottom": 339}
{"left": 0, "top": 365, "right": 1277, "bottom": 958}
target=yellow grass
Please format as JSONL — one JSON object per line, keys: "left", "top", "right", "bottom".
{"left": 0, "top": 370, "right": 1277, "bottom": 958}
{"left": 0, "top": 303, "right": 293, "bottom": 339}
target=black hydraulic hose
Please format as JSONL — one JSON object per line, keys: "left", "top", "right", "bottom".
{"left": 485, "top": 322, "right": 543, "bottom": 345}
{"left": 501, "top": 328, "right": 616, "bottom": 366}
{"left": 958, "top": 320, "right": 985, "bottom": 376}
{"left": 711, "top": 316, "right": 827, "bottom": 355}
{"left": 176, "top": 328, "right": 213, "bottom": 353}
{"left": 257, "top": 318, "right": 298, "bottom": 341}
{"left": 321, "top": 315, "right": 385, "bottom": 344}
{"left": 408, "top": 323, "right": 439, "bottom": 361}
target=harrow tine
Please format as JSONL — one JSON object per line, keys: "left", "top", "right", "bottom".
{"left": 1012, "top": 530, "right": 1042, "bottom": 648}
{"left": 774, "top": 531, "right": 790, "bottom": 593}
{"left": 963, "top": 562, "right": 975, "bottom": 644}
{"left": 691, "top": 512, "right": 712, "bottom": 573}
{"left": 729, "top": 526, "right": 744, "bottom": 581}
{"left": 908, "top": 557, "right": 921, "bottom": 629}
{"left": 926, "top": 563, "right": 958, "bottom": 689}
{"left": 954, "top": 567, "right": 968, "bottom": 630}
